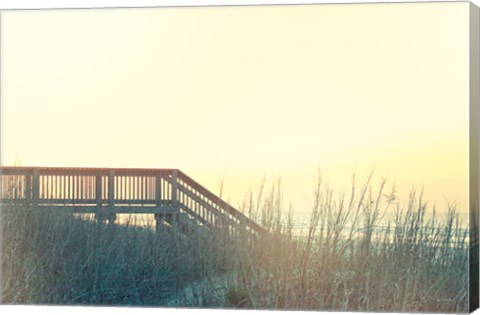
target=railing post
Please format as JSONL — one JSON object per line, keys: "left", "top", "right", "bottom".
{"left": 32, "top": 168, "right": 40, "bottom": 204}
{"left": 155, "top": 174, "right": 162, "bottom": 206}
{"left": 108, "top": 170, "right": 115, "bottom": 206}
{"left": 172, "top": 170, "right": 178, "bottom": 207}
{"left": 95, "top": 175, "right": 102, "bottom": 206}
{"left": 24, "top": 171, "right": 32, "bottom": 203}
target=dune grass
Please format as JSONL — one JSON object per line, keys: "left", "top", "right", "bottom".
{"left": 0, "top": 176, "right": 470, "bottom": 312}
{"left": 0, "top": 205, "right": 233, "bottom": 306}
{"left": 233, "top": 176, "right": 469, "bottom": 312}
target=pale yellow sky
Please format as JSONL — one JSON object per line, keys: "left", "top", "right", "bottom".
{"left": 0, "top": 2, "right": 471, "bottom": 218}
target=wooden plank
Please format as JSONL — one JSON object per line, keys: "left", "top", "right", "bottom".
{"left": 68, "top": 175, "right": 72, "bottom": 200}
{"left": 177, "top": 170, "right": 262, "bottom": 233}
{"left": 113, "top": 199, "right": 158, "bottom": 205}
{"left": 96, "top": 175, "right": 102, "bottom": 205}
{"left": 75, "top": 176, "right": 78, "bottom": 200}
{"left": 0, "top": 166, "right": 263, "bottom": 235}
{"left": 155, "top": 175, "right": 161, "bottom": 206}
{"left": 137, "top": 176, "right": 140, "bottom": 200}
{"left": 176, "top": 184, "right": 241, "bottom": 229}
{"left": 179, "top": 204, "right": 212, "bottom": 228}
{"left": 172, "top": 170, "right": 178, "bottom": 206}
{"left": 24, "top": 173, "right": 31, "bottom": 201}
{"left": 108, "top": 170, "right": 115, "bottom": 205}
{"left": 69, "top": 205, "right": 180, "bottom": 214}
{"left": 32, "top": 169, "right": 39, "bottom": 203}
{"left": 0, "top": 167, "right": 175, "bottom": 177}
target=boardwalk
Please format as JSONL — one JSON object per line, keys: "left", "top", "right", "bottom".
{"left": 0, "top": 166, "right": 262, "bottom": 235}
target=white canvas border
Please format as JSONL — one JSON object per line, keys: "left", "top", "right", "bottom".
{"left": 0, "top": 1, "right": 478, "bottom": 315}
{"left": 0, "top": 0, "right": 476, "bottom": 10}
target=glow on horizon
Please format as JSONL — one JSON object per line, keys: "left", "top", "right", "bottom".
{"left": 1, "top": 2, "right": 470, "bottom": 216}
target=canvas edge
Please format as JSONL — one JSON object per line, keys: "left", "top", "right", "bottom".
{"left": 470, "top": 1, "right": 480, "bottom": 313}
{"left": 0, "top": 2, "right": 476, "bottom": 314}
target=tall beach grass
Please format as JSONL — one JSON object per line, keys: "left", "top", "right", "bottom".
{"left": 0, "top": 175, "right": 470, "bottom": 312}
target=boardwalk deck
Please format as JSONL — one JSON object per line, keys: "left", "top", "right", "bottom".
{"left": 0, "top": 167, "right": 263, "bottom": 235}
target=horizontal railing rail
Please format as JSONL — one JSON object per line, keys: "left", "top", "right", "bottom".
{"left": 0, "top": 167, "right": 176, "bottom": 206}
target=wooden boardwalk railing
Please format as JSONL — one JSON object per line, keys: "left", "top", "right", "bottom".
{"left": 0, "top": 166, "right": 263, "bottom": 235}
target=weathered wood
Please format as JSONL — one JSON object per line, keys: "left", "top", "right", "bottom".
{"left": 155, "top": 175, "right": 162, "bottom": 206}
{"left": 0, "top": 166, "right": 263, "bottom": 236}
{"left": 68, "top": 205, "right": 180, "bottom": 214}
{"left": 95, "top": 175, "right": 102, "bottom": 205}
{"left": 176, "top": 184, "right": 240, "bottom": 228}
{"left": 171, "top": 170, "right": 178, "bottom": 206}
{"left": 177, "top": 170, "right": 263, "bottom": 233}
{"left": 32, "top": 169, "right": 40, "bottom": 203}
{"left": 108, "top": 170, "right": 115, "bottom": 205}
{"left": 24, "top": 174, "right": 31, "bottom": 201}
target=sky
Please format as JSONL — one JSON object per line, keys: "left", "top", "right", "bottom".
{"left": 0, "top": 2, "right": 471, "bottom": 219}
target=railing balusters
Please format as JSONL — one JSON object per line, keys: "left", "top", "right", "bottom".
{"left": 89, "top": 176, "right": 92, "bottom": 200}
{"left": 155, "top": 175, "right": 161, "bottom": 205}
{"left": 164, "top": 178, "right": 168, "bottom": 201}
{"left": 115, "top": 176, "right": 119, "bottom": 200}
{"left": 139, "top": 176, "right": 143, "bottom": 201}
{"left": 96, "top": 175, "right": 102, "bottom": 206}
{"left": 33, "top": 170, "right": 39, "bottom": 202}
{"left": 121, "top": 176, "right": 124, "bottom": 200}
{"left": 80, "top": 176, "right": 84, "bottom": 200}
{"left": 108, "top": 170, "right": 115, "bottom": 205}
{"left": 138, "top": 176, "right": 141, "bottom": 200}
{"left": 48, "top": 175, "right": 52, "bottom": 199}
{"left": 0, "top": 167, "right": 262, "bottom": 236}
{"left": 132, "top": 176, "right": 135, "bottom": 200}
{"left": 124, "top": 176, "right": 127, "bottom": 200}
{"left": 144, "top": 176, "right": 147, "bottom": 201}
{"left": 172, "top": 170, "right": 178, "bottom": 206}
{"left": 130, "top": 176, "right": 133, "bottom": 200}
{"left": 9, "top": 175, "right": 12, "bottom": 198}
{"left": 25, "top": 173, "right": 31, "bottom": 202}
{"left": 147, "top": 176, "right": 151, "bottom": 200}
{"left": 74, "top": 175, "right": 76, "bottom": 200}
{"left": 127, "top": 176, "right": 130, "bottom": 200}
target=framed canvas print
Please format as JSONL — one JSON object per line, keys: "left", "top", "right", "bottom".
{"left": 0, "top": 0, "right": 479, "bottom": 314}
